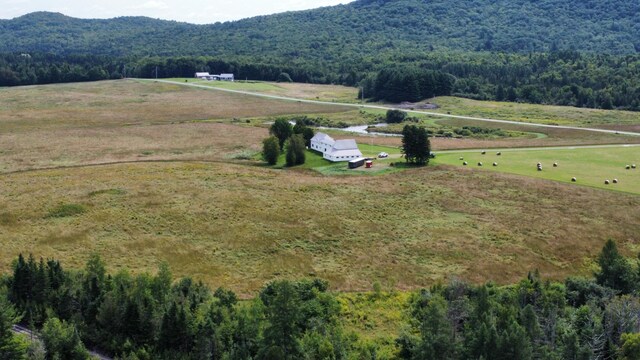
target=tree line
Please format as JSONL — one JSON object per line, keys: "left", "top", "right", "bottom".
{"left": 2, "top": 239, "right": 640, "bottom": 359}
{"left": 2, "top": 51, "right": 639, "bottom": 111}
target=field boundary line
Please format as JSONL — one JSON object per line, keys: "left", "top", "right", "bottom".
{"left": 137, "top": 79, "right": 640, "bottom": 137}
{"left": 0, "top": 158, "right": 249, "bottom": 176}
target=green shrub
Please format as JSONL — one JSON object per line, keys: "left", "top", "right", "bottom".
{"left": 46, "top": 204, "right": 87, "bottom": 218}
{"left": 88, "top": 188, "right": 126, "bottom": 197}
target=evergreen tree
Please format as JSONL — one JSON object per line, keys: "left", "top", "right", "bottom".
{"left": 285, "top": 134, "right": 306, "bottom": 166}
{"left": 401, "top": 125, "right": 431, "bottom": 166}
{"left": 259, "top": 281, "right": 302, "bottom": 359}
{"left": 262, "top": 136, "right": 280, "bottom": 165}
{"left": 595, "top": 239, "right": 636, "bottom": 294}
{"left": 412, "top": 294, "right": 457, "bottom": 359}
{"left": 293, "top": 122, "right": 314, "bottom": 148}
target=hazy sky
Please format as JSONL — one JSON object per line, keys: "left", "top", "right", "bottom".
{"left": 1, "top": 0, "right": 352, "bottom": 24}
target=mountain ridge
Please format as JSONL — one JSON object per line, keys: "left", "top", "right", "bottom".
{"left": 1, "top": 0, "right": 639, "bottom": 59}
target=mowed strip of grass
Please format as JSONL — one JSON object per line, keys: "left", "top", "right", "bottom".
{"left": 430, "top": 96, "right": 640, "bottom": 129}
{"left": 434, "top": 146, "right": 640, "bottom": 194}
{"left": 1, "top": 162, "right": 638, "bottom": 296}
{"left": 0, "top": 80, "right": 351, "bottom": 133}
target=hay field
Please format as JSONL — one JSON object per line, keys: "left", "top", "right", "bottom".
{"left": 0, "top": 80, "right": 356, "bottom": 173}
{"left": 430, "top": 96, "right": 640, "bottom": 129}
{"left": 430, "top": 117, "right": 640, "bottom": 149}
{"left": 434, "top": 146, "right": 640, "bottom": 195}
{"left": 1, "top": 161, "right": 638, "bottom": 296}
{"left": 172, "top": 78, "right": 360, "bottom": 103}
{"left": 0, "top": 122, "right": 268, "bottom": 173}
{"left": 0, "top": 79, "right": 351, "bottom": 133}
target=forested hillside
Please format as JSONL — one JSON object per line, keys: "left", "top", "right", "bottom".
{"left": 1, "top": 0, "right": 639, "bottom": 57}
{"left": 1, "top": 0, "right": 640, "bottom": 109}
{"left": 3, "top": 240, "right": 640, "bottom": 359}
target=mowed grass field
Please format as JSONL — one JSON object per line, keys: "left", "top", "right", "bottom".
{"left": 1, "top": 161, "right": 639, "bottom": 296}
{"left": 430, "top": 96, "right": 640, "bottom": 130}
{"left": 434, "top": 146, "right": 640, "bottom": 194}
{"left": 430, "top": 117, "right": 640, "bottom": 149}
{"left": 170, "top": 78, "right": 360, "bottom": 103}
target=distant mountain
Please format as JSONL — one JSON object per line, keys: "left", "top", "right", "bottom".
{"left": 1, "top": 0, "right": 639, "bottom": 60}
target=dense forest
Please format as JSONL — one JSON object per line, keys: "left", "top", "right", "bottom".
{"left": 2, "top": 240, "right": 640, "bottom": 359}
{"left": 1, "top": 0, "right": 639, "bottom": 57}
{"left": 2, "top": 51, "right": 639, "bottom": 110}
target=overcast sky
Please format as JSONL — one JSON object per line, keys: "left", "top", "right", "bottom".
{"left": 1, "top": 0, "right": 353, "bottom": 24}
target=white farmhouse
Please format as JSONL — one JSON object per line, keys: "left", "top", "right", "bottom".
{"left": 194, "top": 72, "right": 235, "bottom": 81}
{"left": 310, "top": 132, "right": 335, "bottom": 153}
{"left": 310, "top": 132, "right": 362, "bottom": 162}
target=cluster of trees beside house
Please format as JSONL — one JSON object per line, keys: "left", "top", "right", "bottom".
{"left": 1, "top": 51, "right": 640, "bottom": 110}
{"left": 1, "top": 240, "right": 640, "bottom": 359}
{"left": 262, "top": 118, "right": 315, "bottom": 167}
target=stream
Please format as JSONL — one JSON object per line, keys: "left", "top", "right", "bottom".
{"left": 316, "top": 123, "right": 401, "bottom": 137}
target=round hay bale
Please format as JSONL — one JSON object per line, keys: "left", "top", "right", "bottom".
{"left": 537, "top": 167, "right": 542, "bottom": 171}
{"left": 496, "top": 152, "right": 501, "bottom": 156}
{"left": 459, "top": 157, "right": 464, "bottom": 160}
{"left": 537, "top": 162, "right": 542, "bottom": 166}
{"left": 478, "top": 162, "right": 483, "bottom": 166}
{"left": 604, "top": 180, "right": 610, "bottom": 185}
{"left": 626, "top": 165, "right": 631, "bottom": 169}
{"left": 481, "top": 151, "right": 486, "bottom": 155}
{"left": 571, "top": 177, "right": 577, "bottom": 182}
{"left": 613, "top": 179, "right": 618, "bottom": 184}
{"left": 553, "top": 162, "right": 558, "bottom": 167}
{"left": 633, "top": 164, "right": 637, "bottom": 169}
{"left": 493, "top": 162, "right": 498, "bottom": 166}
{"left": 463, "top": 161, "right": 468, "bottom": 166}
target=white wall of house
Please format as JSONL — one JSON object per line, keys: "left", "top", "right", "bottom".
{"left": 311, "top": 132, "right": 362, "bottom": 162}
{"left": 310, "top": 133, "right": 335, "bottom": 154}
{"left": 323, "top": 151, "right": 363, "bottom": 162}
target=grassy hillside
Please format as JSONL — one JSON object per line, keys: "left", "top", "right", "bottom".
{"left": 1, "top": 80, "right": 639, "bottom": 297}
{"left": 2, "top": 161, "right": 639, "bottom": 296}
{"left": 1, "top": 0, "right": 639, "bottom": 57}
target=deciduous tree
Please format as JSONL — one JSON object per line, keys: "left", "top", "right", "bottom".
{"left": 270, "top": 119, "right": 293, "bottom": 149}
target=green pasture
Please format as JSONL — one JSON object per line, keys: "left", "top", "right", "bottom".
{"left": 266, "top": 143, "right": 402, "bottom": 175}
{"left": 434, "top": 145, "right": 640, "bottom": 194}
{"left": 430, "top": 96, "right": 640, "bottom": 127}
